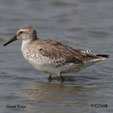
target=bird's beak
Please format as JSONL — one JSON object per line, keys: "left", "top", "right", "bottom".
{"left": 3, "top": 36, "right": 17, "bottom": 46}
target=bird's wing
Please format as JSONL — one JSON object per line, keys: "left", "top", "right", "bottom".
{"left": 35, "top": 39, "right": 84, "bottom": 64}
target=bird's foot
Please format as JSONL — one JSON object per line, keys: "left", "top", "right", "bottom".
{"left": 60, "top": 75, "right": 64, "bottom": 82}
{"left": 48, "top": 74, "right": 52, "bottom": 82}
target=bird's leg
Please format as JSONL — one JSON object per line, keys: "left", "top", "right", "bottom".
{"left": 59, "top": 73, "right": 64, "bottom": 82}
{"left": 48, "top": 74, "right": 52, "bottom": 80}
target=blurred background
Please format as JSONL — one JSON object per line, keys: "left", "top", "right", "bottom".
{"left": 0, "top": 0, "right": 113, "bottom": 113}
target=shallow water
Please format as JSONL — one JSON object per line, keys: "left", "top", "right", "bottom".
{"left": 0, "top": 0, "right": 113, "bottom": 113}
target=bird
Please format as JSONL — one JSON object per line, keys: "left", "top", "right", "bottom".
{"left": 3, "top": 25, "right": 109, "bottom": 81}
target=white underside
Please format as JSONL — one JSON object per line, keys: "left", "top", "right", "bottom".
{"left": 27, "top": 57, "right": 106, "bottom": 75}
{"left": 29, "top": 60, "right": 82, "bottom": 75}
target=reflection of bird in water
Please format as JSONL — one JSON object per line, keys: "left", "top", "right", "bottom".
{"left": 4, "top": 25, "right": 109, "bottom": 81}
{"left": 20, "top": 81, "right": 87, "bottom": 112}
{"left": 21, "top": 80, "right": 103, "bottom": 109}
{"left": 24, "top": 81, "right": 85, "bottom": 103}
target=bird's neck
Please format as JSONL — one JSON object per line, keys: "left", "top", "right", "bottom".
{"left": 21, "top": 39, "right": 31, "bottom": 52}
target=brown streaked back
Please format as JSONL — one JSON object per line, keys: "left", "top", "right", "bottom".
{"left": 29, "top": 39, "right": 84, "bottom": 64}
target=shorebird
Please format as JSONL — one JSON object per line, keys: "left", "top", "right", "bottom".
{"left": 3, "top": 25, "right": 109, "bottom": 81}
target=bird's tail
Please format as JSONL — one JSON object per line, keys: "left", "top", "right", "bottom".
{"left": 82, "top": 54, "right": 109, "bottom": 68}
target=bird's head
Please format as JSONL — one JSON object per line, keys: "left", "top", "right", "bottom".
{"left": 3, "top": 25, "right": 37, "bottom": 46}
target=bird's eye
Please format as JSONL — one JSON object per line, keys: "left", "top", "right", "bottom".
{"left": 20, "top": 31, "right": 23, "bottom": 34}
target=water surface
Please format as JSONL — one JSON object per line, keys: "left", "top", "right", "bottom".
{"left": 0, "top": 0, "right": 113, "bottom": 113}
